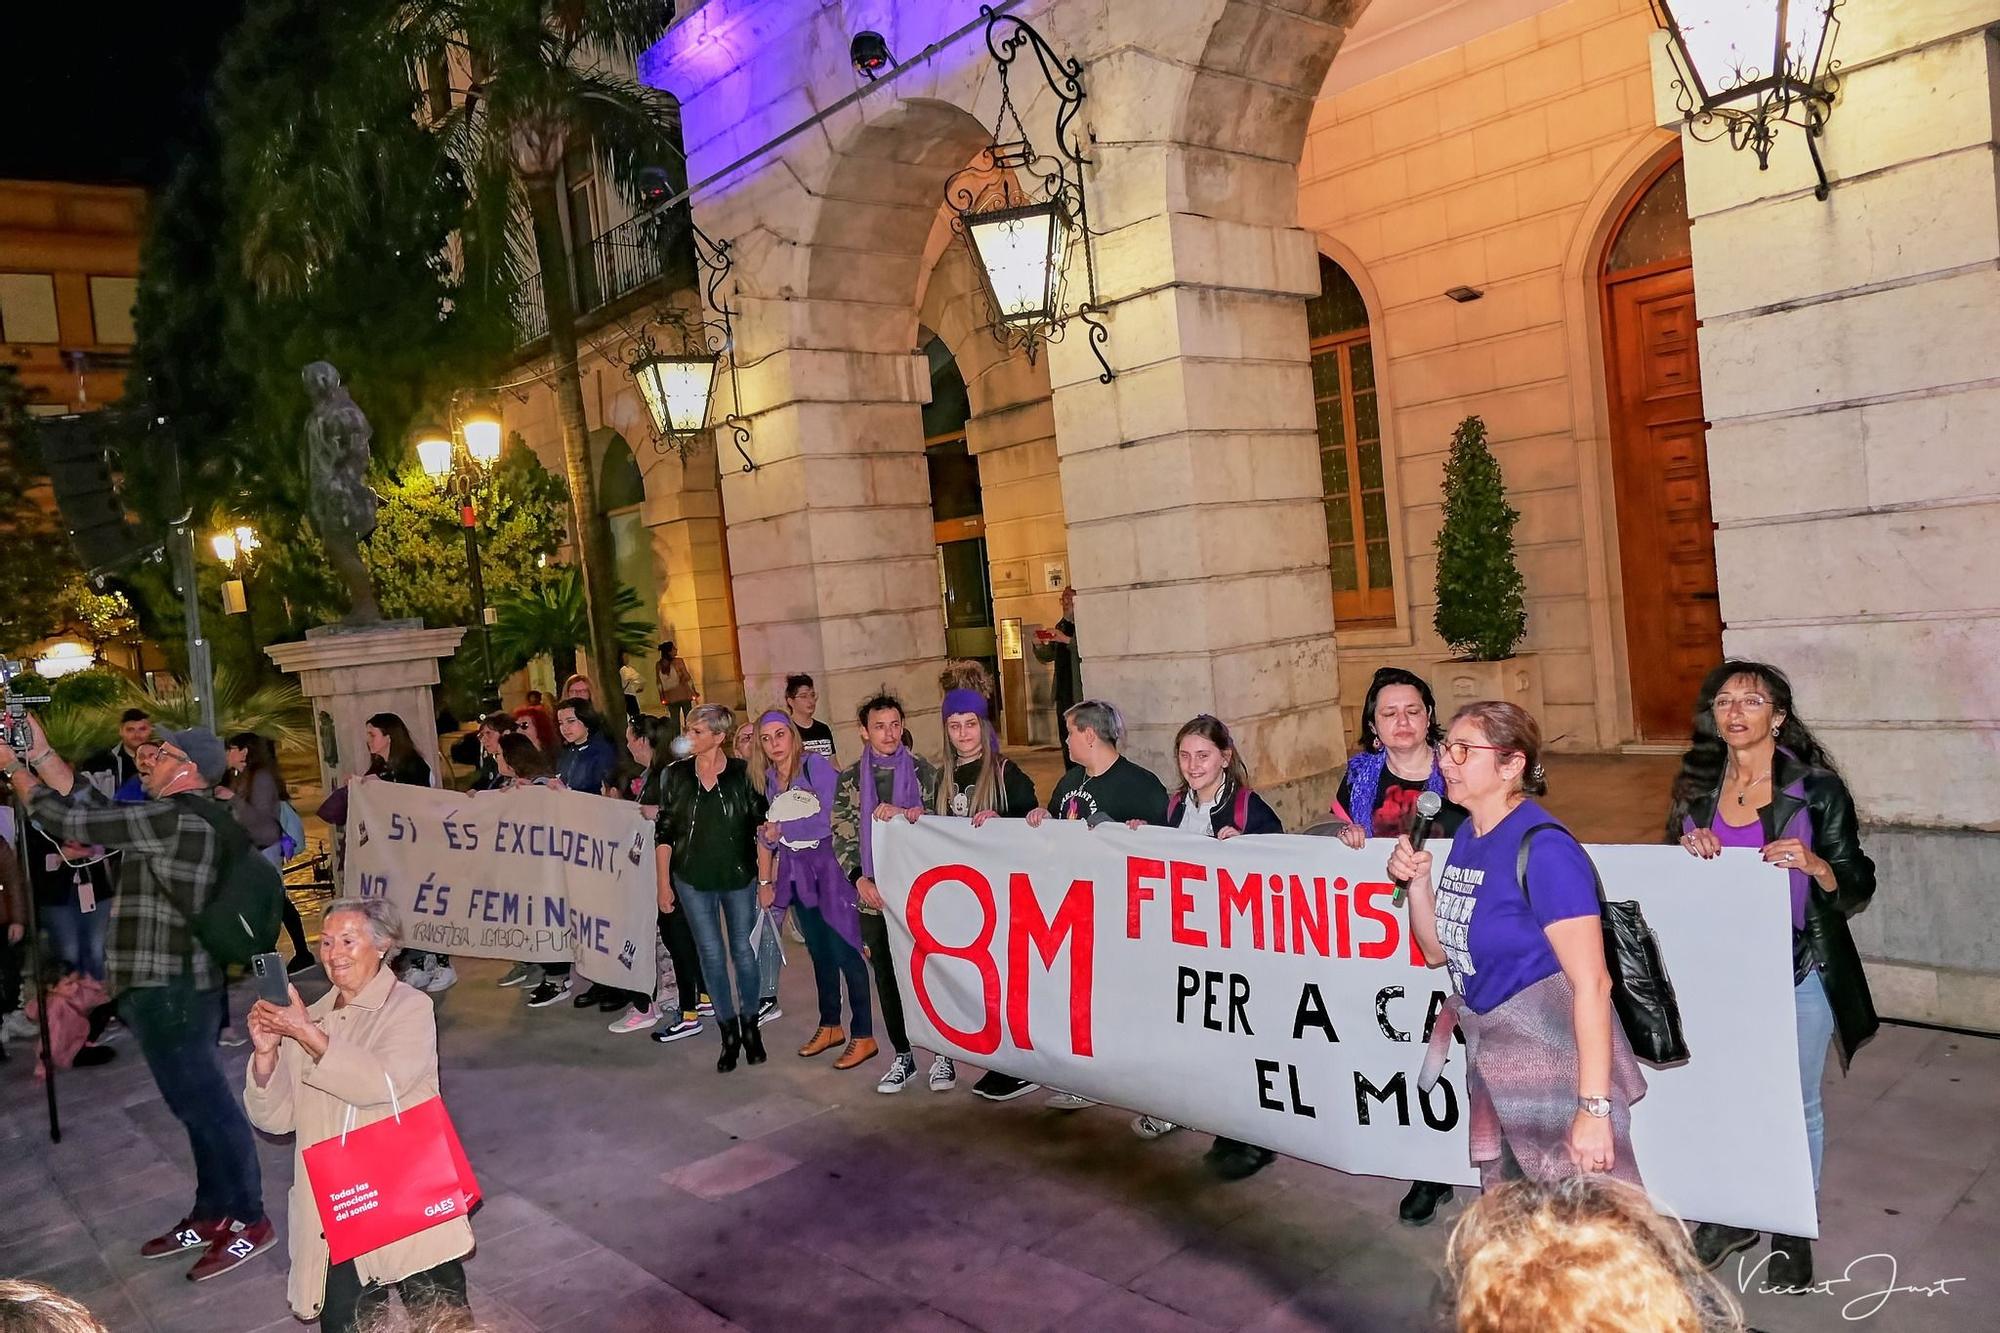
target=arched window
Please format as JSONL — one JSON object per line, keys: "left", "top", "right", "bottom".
{"left": 1308, "top": 255, "right": 1393, "bottom": 626}
{"left": 1603, "top": 159, "right": 1691, "bottom": 276}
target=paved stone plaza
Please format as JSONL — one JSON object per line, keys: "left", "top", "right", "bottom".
{"left": 3, "top": 757, "right": 1994, "bottom": 1332}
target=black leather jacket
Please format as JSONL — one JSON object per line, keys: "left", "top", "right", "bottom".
{"left": 656, "top": 755, "right": 765, "bottom": 891}
{"left": 1670, "top": 749, "right": 1879, "bottom": 1067}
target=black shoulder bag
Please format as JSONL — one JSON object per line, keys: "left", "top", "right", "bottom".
{"left": 1518, "top": 823, "right": 1689, "bottom": 1066}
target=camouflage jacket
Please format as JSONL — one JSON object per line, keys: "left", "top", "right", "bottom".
{"left": 833, "top": 750, "right": 940, "bottom": 891}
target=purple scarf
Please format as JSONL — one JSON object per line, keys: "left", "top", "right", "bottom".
{"left": 857, "top": 744, "right": 921, "bottom": 880}
{"left": 1345, "top": 748, "right": 1447, "bottom": 836}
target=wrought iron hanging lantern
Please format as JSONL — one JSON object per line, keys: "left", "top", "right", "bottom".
{"left": 944, "top": 5, "right": 1113, "bottom": 382}
{"left": 1650, "top": 0, "right": 1842, "bottom": 199}
{"left": 622, "top": 221, "right": 757, "bottom": 472}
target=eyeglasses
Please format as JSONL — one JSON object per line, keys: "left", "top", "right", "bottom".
{"left": 1441, "top": 740, "right": 1515, "bottom": 765}
{"left": 1710, "top": 695, "right": 1771, "bottom": 713}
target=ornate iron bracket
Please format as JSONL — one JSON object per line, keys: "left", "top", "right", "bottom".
{"left": 1659, "top": 1, "right": 1842, "bottom": 201}
{"left": 942, "top": 4, "right": 1114, "bottom": 383}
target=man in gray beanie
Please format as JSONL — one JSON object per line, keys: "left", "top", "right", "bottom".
{"left": 0, "top": 719, "right": 274, "bottom": 1282}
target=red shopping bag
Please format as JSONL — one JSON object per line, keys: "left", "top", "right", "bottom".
{"left": 302, "top": 1083, "right": 481, "bottom": 1265}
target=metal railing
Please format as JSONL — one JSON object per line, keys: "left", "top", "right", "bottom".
{"left": 512, "top": 205, "right": 697, "bottom": 345}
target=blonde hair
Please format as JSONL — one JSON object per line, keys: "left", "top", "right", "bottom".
{"left": 1446, "top": 1178, "right": 1744, "bottom": 1333}
{"left": 0, "top": 1280, "right": 112, "bottom": 1332}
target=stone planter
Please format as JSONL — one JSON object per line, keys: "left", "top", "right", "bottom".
{"left": 1434, "top": 654, "right": 1544, "bottom": 726}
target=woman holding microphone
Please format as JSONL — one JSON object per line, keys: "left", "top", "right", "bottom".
{"left": 1389, "top": 701, "right": 1645, "bottom": 1189}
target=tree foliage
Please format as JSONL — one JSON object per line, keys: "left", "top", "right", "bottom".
{"left": 127, "top": 0, "right": 519, "bottom": 640}
{"left": 490, "top": 565, "right": 652, "bottom": 686}
{"left": 0, "top": 368, "right": 89, "bottom": 654}
{"left": 1433, "top": 415, "right": 1528, "bottom": 661}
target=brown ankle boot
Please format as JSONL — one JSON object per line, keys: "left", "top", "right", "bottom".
{"left": 798, "top": 1025, "right": 845, "bottom": 1057}
{"left": 832, "top": 1036, "right": 880, "bottom": 1070}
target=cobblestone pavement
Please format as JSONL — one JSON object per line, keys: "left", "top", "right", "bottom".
{"left": 3, "top": 755, "right": 1991, "bottom": 1332}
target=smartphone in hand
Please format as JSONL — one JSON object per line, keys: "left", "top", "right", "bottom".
{"left": 251, "top": 952, "right": 292, "bottom": 1008}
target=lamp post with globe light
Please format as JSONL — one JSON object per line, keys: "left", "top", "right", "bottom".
{"left": 415, "top": 404, "right": 504, "bottom": 701}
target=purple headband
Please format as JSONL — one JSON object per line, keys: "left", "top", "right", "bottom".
{"left": 941, "top": 688, "right": 989, "bottom": 721}
{"left": 757, "top": 710, "right": 791, "bottom": 730}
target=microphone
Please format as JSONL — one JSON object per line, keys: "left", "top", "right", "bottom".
{"left": 1393, "top": 790, "right": 1445, "bottom": 907}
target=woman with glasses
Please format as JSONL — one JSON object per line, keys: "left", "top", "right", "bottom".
{"left": 1325, "top": 668, "right": 1469, "bottom": 1224}
{"left": 1390, "top": 701, "right": 1645, "bottom": 1190}
{"left": 1668, "top": 661, "right": 1875, "bottom": 1290}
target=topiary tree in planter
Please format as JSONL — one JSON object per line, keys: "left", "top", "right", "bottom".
{"left": 1433, "top": 415, "right": 1527, "bottom": 660}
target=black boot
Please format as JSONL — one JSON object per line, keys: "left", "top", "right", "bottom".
{"left": 1203, "top": 1137, "right": 1276, "bottom": 1181}
{"left": 1690, "top": 1223, "right": 1760, "bottom": 1271}
{"left": 1397, "top": 1180, "right": 1455, "bottom": 1226}
{"left": 716, "top": 1017, "right": 742, "bottom": 1073}
{"left": 743, "top": 1012, "right": 768, "bottom": 1065}
{"left": 1768, "top": 1234, "right": 1814, "bottom": 1289}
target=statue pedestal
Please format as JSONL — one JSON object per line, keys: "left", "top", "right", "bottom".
{"left": 266, "top": 624, "right": 467, "bottom": 791}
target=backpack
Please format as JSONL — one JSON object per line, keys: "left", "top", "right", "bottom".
{"left": 1166, "top": 785, "right": 1252, "bottom": 832}
{"left": 1517, "top": 823, "right": 1689, "bottom": 1066}
{"left": 277, "top": 800, "right": 307, "bottom": 861}
{"left": 165, "top": 796, "right": 286, "bottom": 968}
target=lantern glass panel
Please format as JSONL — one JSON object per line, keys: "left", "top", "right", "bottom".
{"left": 968, "top": 204, "right": 1066, "bottom": 323}
{"left": 636, "top": 355, "right": 717, "bottom": 436}
{"left": 462, "top": 415, "right": 503, "bottom": 465}
{"left": 416, "top": 435, "right": 454, "bottom": 478}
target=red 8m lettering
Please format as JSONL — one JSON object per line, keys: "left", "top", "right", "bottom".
{"left": 905, "top": 864, "right": 1097, "bottom": 1060}
{"left": 907, "top": 864, "right": 1003, "bottom": 1055}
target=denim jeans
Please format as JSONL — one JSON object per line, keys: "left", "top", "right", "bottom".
{"left": 794, "top": 903, "right": 872, "bottom": 1039}
{"left": 1796, "top": 969, "right": 1837, "bottom": 1192}
{"left": 39, "top": 901, "right": 107, "bottom": 981}
{"left": 677, "top": 879, "right": 760, "bottom": 1022}
{"left": 118, "top": 984, "right": 265, "bottom": 1223}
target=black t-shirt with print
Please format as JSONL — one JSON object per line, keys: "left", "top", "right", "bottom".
{"left": 1047, "top": 756, "right": 1169, "bottom": 825}
{"left": 1337, "top": 768, "right": 1468, "bottom": 839}
{"left": 795, "top": 718, "right": 837, "bottom": 764}
{"left": 945, "top": 757, "right": 1040, "bottom": 818}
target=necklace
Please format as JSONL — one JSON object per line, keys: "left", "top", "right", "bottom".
{"left": 1726, "top": 765, "right": 1771, "bottom": 806}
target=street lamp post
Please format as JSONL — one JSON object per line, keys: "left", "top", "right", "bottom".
{"left": 416, "top": 411, "right": 502, "bottom": 702}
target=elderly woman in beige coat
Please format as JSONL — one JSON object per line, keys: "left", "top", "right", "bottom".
{"left": 244, "top": 898, "right": 474, "bottom": 1332}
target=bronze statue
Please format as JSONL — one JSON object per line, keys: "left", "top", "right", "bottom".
{"left": 302, "top": 361, "right": 383, "bottom": 624}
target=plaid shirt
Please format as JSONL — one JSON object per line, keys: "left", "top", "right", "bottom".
{"left": 27, "top": 785, "right": 223, "bottom": 995}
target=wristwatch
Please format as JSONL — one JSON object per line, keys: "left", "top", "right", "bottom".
{"left": 1578, "top": 1095, "right": 1613, "bottom": 1119}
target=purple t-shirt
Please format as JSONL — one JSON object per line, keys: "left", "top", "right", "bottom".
{"left": 1433, "top": 800, "right": 1600, "bottom": 1015}
{"left": 1708, "top": 807, "right": 1810, "bottom": 929}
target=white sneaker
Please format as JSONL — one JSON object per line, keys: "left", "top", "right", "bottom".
{"left": 1046, "top": 1091, "right": 1097, "bottom": 1111}
{"left": 877, "top": 1052, "right": 917, "bottom": 1094}
{"left": 402, "top": 963, "right": 435, "bottom": 991}
{"left": 497, "top": 962, "right": 533, "bottom": 988}
{"left": 1132, "top": 1115, "right": 1179, "bottom": 1139}
{"left": 928, "top": 1055, "right": 957, "bottom": 1093}
{"left": 608, "top": 1004, "right": 662, "bottom": 1034}
{"left": 423, "top": 965, "right": 458, "bottom": 993}
{"left": 2, "top": 1010, "right": 36, "bottom": 1041}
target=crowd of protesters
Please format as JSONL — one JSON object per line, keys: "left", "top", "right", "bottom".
{"left": 0, "top": 606, "right": 1867, "bottom": 1333}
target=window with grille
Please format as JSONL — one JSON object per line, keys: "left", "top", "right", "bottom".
{"left": 1307, "top": 256, "right": 1393, "bottom": 626}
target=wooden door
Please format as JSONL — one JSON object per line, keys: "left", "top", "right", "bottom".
{"left": 1604, "top": 265, "right": 1722, "bottom": 740}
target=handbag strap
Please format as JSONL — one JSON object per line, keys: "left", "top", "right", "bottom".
{"left": 336, "top": 1070, "right": 405, "bottom": 1146}
{"left": 1514, "top": 822, "right": 1608, "bottom": 916}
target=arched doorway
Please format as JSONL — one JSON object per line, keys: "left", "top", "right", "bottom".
{"left": 1600, "top": 155, "right": 1720, "bottom": 740}
{"left": 595, "top": 430, "right": 660, "bottom": 643}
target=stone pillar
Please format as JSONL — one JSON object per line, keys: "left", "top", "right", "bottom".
{"left": 718, "top": 321, "right": 945, "bottom": 732}
{"left": 266, "top": 626, "right": 467, "bottom": 791}
{"left": 642, "top": 441, "right": 744, "bottom": 710}
{"left": 1666, "top": 9, "right": 2000, "bottom": 1027}
{"left": 1045, "top": 63, "right": 1345, "bottom": 826}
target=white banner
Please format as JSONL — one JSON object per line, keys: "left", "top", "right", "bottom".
{"left": 344, "top": 781, "right": 658, "bottom": 995}
{"left": 875, "top": 818, "right": 1816, "bottom": 1236}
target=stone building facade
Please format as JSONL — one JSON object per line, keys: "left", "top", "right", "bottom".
{"left": 490, "top": 0, "right": 2000, "bottom": 1027}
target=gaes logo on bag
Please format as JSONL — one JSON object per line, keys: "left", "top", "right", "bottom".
{"left": 423, "top": 1198, "right": 458, "bottom": 1218}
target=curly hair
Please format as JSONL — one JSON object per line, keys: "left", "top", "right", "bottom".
{"left": 1446, "top": 1177, "right": 1744, "bottom": 1333}
{"left": 1669, "top": 660, "right": 1841, "bottom": 823}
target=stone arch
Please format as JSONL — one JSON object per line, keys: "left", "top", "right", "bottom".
{"left": 596, "top": 430, "right": 646, "bottom": 512}
{"left": 1558, "top": 128, "right": 1685, "bottom": 746}
{"left": 1175, "top": 0, "right": 1373, "bottom": 169}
